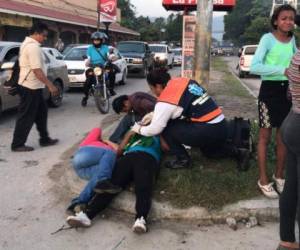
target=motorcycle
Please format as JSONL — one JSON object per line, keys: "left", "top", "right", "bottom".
{"left": 87, "top": 64, "right": 110, "bottom": 114}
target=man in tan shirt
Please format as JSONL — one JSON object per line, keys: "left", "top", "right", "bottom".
{"left": 11, "top": 23, "right": 59, "bottom": 152}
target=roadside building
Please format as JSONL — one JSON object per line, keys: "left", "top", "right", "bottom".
{"left": 0, "top": 0, "right": 139, "bottom": 48}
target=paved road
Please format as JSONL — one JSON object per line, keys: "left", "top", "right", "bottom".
{"left": 0, "top": 67, "right": 281, "bottom": 250}
{"left": 222, "top": 56, "right": 261, "bottom": 98}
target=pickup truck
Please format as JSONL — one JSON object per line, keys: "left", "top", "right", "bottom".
{"left": 117, "top": 41, "right": 155, "bottom": 78}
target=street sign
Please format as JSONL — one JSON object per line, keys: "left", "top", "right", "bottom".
{"left": 98, "top": 0, "right": 117, "bottom": 22}
{"left": 162, "top": 0, "right": 236, "bottom": 11}
{"left": 182, "top": 15, "right": 196, "bottom": 78}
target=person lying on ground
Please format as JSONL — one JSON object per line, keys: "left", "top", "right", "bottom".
{"left": 66, "top": 130, "right": 162, "bottom": 234}
{"left": 109, "top": 92, "right": 156, "bottom": 144}
{"left": 66, "top": 127, "right": 121, "bottom": 214}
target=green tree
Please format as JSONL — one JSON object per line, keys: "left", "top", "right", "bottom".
{"left": 242, "top": 17, "right": 270, "bottom": 44}
{"left": 117, "top": 0, "right": 137, "bottom": 29}
{"left": 224, "top": 0, "right": 273, "bottom": 45}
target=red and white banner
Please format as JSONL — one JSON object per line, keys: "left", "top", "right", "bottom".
{"left": 98, "top": 0, "right": 117, "bottom": 22}
{"left": 162, "top": 0, "right": 236, "bottom": 11}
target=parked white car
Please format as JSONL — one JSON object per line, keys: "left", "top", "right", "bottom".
{"left": 43, "top": 47, "right": 64, "bottom": 60}
{"left": 171, "top": 48, "right": 182, "bottom": 66}
{"left": 64, "top": 45, "right": 128, "bottom": 88}
{"left": 149, "top": 44, "right": 174, "bottom": 68}
{"left": 237, "top": 45, "right": 258, "bottom": 78}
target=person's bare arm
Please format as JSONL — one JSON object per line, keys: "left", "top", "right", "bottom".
{"left": 117, "top": 130, "right": 136, "bottom": 156}
{"left": 160, "top": 135, "right": 170, "bottom": 152}
{"left": 103, "top": 140, "right": 119, "bottom": 151}
{"left": 32, "top": 69, "right": 58, "bottom": 96}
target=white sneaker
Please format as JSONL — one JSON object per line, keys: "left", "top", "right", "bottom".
{"left": 257, "top": 180, "right": 279, "bottom": 199}
{"left": 132, "top": 216, "right": 147, "bottom": 234}
{"left": 66, "top": 211, "right": 91, "bottom": 228}
{"left": 272, "top": 174, "right": 285, "bottom": 194}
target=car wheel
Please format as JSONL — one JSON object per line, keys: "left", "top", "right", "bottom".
{"left": 120, "top": 70, "right": 127, "bottom": 85}
{"left": 48, "top": 80, "right": 63, "bottom": 107}
{"left": 238, "top": 69, "right": 245, "bottom": 78}
{"left": 140, "top": 64, "right": 148, "bottom": 78}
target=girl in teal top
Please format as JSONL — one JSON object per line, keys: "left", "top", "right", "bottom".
{"left": 250, "top": 4, "right": 296, "bottom": 200}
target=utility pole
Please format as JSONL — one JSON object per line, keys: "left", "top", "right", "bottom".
{"left": 193, "top": 0, "right": 213, "bottom": 89}
{"left": 97, "top": 0, "right": 101, "bottom": 31}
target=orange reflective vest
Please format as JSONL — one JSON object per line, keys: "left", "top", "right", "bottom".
{"left": 158, "top": 78, "right": 222, "bottom": 122}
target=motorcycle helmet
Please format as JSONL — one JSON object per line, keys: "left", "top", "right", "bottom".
{"left": 91, "top": 31, "right": 108, "bottom": 47}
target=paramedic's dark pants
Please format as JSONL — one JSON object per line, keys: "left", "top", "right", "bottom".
{"left": 11, "top": 86, "right": 49, "bottom": 149}
{"left": 162, "top": 119, "right": 227, "bottom": 158}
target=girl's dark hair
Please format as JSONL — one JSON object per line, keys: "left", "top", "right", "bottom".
{"left": 271, "top": 4, "right": 296, "bottom": 30}
{"left": 146, "top": 68, "right": 171, "bottom": 87}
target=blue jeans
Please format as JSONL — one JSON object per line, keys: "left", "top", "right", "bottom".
{"left": 71, "top": 146, "right": 116, "bottom": 204}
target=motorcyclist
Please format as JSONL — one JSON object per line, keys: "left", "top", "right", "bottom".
{"left": 81, "top": 32, "right": 116, "bottom": 107}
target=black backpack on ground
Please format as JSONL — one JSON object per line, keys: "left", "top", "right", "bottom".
{"left": 226, "top": 117, "right": 253, "bottom": 171}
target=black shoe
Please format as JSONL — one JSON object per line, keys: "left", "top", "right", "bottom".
{"left": 94, "top": 180, "right": 122, "bottom": 194}
{"left": 236, "top": 148, "right": 251, "bottom": 171}
{"left": 81, "top": 97, "right": 87, "bottom": 107}
{"left": 165, "top": 157, "right": 191, "bottom": 169}
{"left": 11, "top": 145, "right": 34, "bottom": 152}
{"left": 39, "top": 138, "right": 59, "bottom": 147}
{"left": 109, "top": 90, "right": 116, "bottom": 96}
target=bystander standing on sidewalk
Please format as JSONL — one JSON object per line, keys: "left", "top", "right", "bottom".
{"left": 250, "top": 4, "right": 297, "bottom": 199}
{"left": 277, "top": 14, "right": 300, "bottom": 250}
{"left": 11, "top": 23, "right": 59, "bottom": 152}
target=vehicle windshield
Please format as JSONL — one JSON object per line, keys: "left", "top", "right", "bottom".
{"left": 149, "top": 46, "right": 166, "bottom": 53}
{"left": 64, "top": 48, "right": 87, "bottom": 61}
{"left": 117, "top": 43, "right": 145, "bottom": 53}
{"left": 172, "top": 50, "right": 182, "bottom": 56}
{"left": 244, "top": 47, "right": 257, "bottom": 55}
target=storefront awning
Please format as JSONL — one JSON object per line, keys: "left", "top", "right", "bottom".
{"left": 0, "top": 0, "right": 139, "bottom": 36}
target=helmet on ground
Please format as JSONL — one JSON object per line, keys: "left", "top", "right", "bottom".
{"left": 91, "top": 31, "right": 108, "bottom": 41}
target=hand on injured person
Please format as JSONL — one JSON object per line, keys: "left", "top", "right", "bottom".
{"left": 140, "top": 112, "right": 154, "bottom": 126}
{"left": 131, "top": 123, "right": 142, "bottom": 134}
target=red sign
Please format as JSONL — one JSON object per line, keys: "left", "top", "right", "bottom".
{"left": 162, "top": 0, "right": 236, "bottom": 11}
{"left": 98, "top": 0, "right": 117, "bottom": 22}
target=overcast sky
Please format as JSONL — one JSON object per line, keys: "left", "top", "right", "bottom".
{"left": 130, "top": 0, "right": 225, "bottom": 18}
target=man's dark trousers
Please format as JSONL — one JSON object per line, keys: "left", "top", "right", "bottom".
{"left": 11, "top": 86, "right": 49, "bottom": 149}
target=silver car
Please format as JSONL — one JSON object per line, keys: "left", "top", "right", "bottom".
{"left": 0, "top": 42, "right": 70, "bottom": 116}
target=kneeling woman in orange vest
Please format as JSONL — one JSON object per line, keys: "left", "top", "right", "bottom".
{"left": 131, "top": 69, "right": 227, "bottom": 169}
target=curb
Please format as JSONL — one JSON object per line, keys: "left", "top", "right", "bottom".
{"left": 59, "top": 114, "right": 279, "bottom": 225}
{"left": 109, "top": 191, "right": 279, "bottom": 223}
{"left": 228, "top": 67, "right": 257, "bottom": 99}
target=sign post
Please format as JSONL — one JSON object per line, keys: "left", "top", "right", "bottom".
{"left": 193, "top": 0, "right": 213, "bottom": 89}
{"left": 162, "top": 0, "right": 236, "bottom": 88}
